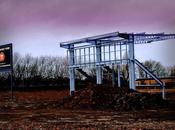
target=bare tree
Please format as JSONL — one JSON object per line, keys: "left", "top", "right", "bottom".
{"left": 137, "top": 60, "right": 167, "bottom": 78}
{"left": 167, "top": 66, "right": 175, "bottom": 76}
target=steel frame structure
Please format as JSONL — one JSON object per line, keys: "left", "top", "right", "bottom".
{"left": 60, "top": 32, "right": 175, "bottom": 99}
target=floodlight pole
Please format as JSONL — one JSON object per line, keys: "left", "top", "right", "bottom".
{"left": 128, "top": 34, "right": 136, "bottom": 90}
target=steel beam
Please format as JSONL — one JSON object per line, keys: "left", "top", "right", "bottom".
{"left": 60, "top": 32, "right": 119, "bottom": 48}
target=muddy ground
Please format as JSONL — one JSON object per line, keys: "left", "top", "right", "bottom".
{"left": 0, "top": 88, "right": 175, "bottom": 130}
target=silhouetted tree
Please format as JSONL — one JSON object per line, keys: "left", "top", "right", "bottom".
{"left": 137, "top": 60, "right": 167, "bottom": 78}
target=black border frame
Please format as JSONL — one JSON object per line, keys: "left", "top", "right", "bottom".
{"left": 0, "top": 43, "right": 13, "bottom": 72}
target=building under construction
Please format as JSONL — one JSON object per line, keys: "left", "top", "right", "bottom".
{"left": 60, "top": 32, "right": 175, "bottom": 99}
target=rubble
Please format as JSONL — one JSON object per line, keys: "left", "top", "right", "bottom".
{"left": 61, "top": 84, "right": 168, "bottom": 111}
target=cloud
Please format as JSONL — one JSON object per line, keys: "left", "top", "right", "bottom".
{"left": 0, "top": 0, "right": 175, "bottom": 29}
{"left": 0, "top": 0, "right": 175, "bottom": 65}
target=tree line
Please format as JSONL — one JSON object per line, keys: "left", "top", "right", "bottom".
{"left": 136, "top": 60, "right": 175, "bottom": 78}
{"left": 0, "top": 52, "right": 175, "bottom": 88}
{"left": 0, "top": 53, "right": 69, "bottom": 88}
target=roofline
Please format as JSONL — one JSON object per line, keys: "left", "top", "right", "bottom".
{"left": 60, "top": 32, "right": 175, "bottom": 49}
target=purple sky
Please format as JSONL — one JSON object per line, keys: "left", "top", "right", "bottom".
{"left": 0, "top": 0, "right": 175, "bottom": 66}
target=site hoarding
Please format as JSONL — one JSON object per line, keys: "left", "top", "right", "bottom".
{"left": 0, "top": 44, "right": 13, "bottom": 72}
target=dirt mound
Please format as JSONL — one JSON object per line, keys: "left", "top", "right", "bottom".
{"left": 62, "top": 85, "right": 167, "bottom": 111}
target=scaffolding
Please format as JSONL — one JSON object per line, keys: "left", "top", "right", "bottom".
{"left": 60, "top": 32, "right": 175, "bottom": 99}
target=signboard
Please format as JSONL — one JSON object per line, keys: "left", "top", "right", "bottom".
{"left": 0, "top": 44, "right": 13, "bottom": 72}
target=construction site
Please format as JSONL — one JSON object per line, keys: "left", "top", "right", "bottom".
{"left": 0, "top": 32, "right": 175, "bottom": 129}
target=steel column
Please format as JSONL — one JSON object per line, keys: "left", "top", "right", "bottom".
{"left": 117, "top": 64, "right": 121, "bottom": 87}
{"left": 118, "top": 42, "right": 122, "bottom": 87}
{"left": 112, "top": 63, "right": 116, "bottom": 86}
{"left": 69, "top": 47, "right": 75, "bottom": 96}
{"left": 128, "top": 35, "right": 136, "bottom": 90}
{"left": 96, "top": 44, "right": 102, "bottom": 84}
{"left": 162, "top": 83, "right": 165, "bottom": 99}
